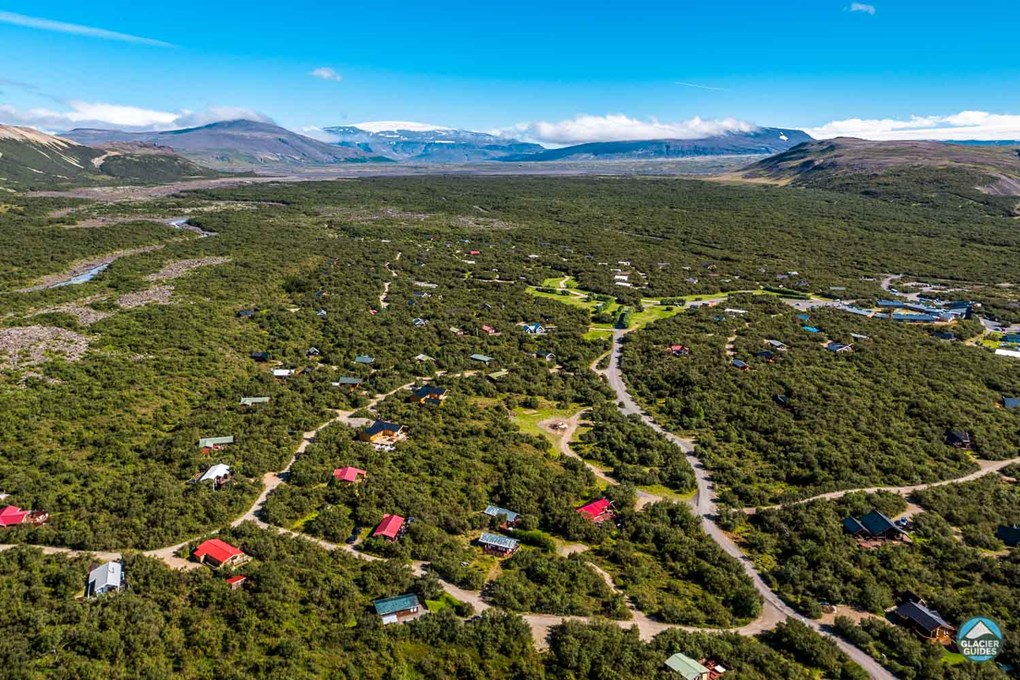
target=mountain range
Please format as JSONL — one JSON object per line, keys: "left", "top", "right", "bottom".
{"left": 322, "top": 122, "right": 544, "bottom": 163}
{"left": 0, "top": 125, "right": 218, "bottom": 189}
{"left": 64, "top": 120, "right": 392, "bottom": 169}
{"left": 499, "top": 127, "right": 811, "bottom": 162}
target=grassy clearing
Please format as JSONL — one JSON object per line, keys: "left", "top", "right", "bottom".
{"left": 511, "top": 400, "right": 580, "bottom": 441}
{"left": 425, "top": 592, "right": 462, "bottom": 612}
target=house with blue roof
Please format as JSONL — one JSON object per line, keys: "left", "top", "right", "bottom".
{"left": 373, "top": 594, "right": 423, "bottom": 625}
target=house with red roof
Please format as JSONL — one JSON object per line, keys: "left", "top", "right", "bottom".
{"left": 669, "top": 344, "right": 691, "bottom": 356}
{"left": 333, "top": 466, "right": 367, "bottom": 484}
{"left": 576, "top": 498, "right": 615, "bottom": 524}
{"left": 481, "top": 325, "right": 500, "bottom": 336}
{"left": 372, "top": 514, "right": 406, "bottom": 541}
{"left": 193, "top": 539, "right": 249, "bottom": 569}
{"left": 225, "top": 575, "right": 247, "bottom": 590}
{"left": 0, "top": 505, "right": 47, "bottom": 527}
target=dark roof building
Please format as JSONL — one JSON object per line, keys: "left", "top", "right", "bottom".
{"left": 996, "top": 525, "right": 1020, "bottom": 547}
{"left": 946, "top": 430, "right": 973, "bottom": 449}
{"left": 894, "top": 600, "right": 955, "bottom": 641}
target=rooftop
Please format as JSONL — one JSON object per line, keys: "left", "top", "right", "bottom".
{"left": 373, "top": 593, "right": 421, "bottom": 616}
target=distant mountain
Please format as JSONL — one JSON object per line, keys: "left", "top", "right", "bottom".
{"left": 498, "top": 128, "right": 811, "bottom": 162}
{"left": 0, "top": 125, "right": 217, "bottom": 190}
{"left": 65, "top": 120, "right": 392, "bottom": 170}
{"left": 740, "top": 137, "right": 1020, "bottom": 212}
{"left": 322, "top": 122, "right": 544, "bottom": 163}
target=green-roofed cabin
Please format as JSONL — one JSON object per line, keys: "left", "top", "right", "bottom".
{"left": 373, "top": 594, "right": 422, "bottom": 625}
{"left": 198, "top": 436, "right": 234, "bottom": 449}
{"left": 239, "top": 397, "right": 270, "bottom": 406}
{"left": 664, "top": 652, "right": 711, "bottom": 680}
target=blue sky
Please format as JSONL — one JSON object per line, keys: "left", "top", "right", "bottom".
{"left": 2, "top": 1, "right": 1020, "bottom": 142}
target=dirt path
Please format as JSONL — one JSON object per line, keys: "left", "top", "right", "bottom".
{"left": 740, "top": 456, "right": 1020, "bottom": 515}
{"left": 599, "top": 329, "right": 896, "bottom": 680}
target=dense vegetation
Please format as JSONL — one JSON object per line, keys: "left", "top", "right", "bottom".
{"left": 731, "top": 487, "right": 1020, "bottom": 676}
{"left": 621, "top": 295, "right": 1020, "bottom": 505}
{"left": 4, "top": 171, "right": 1020, "bottom": 675}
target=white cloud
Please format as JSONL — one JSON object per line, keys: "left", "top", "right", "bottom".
{"left": 0, "top": 101, "right": 274, "bottom": 132}
{"left": 806, "top": 110, "right": 1020, "bottom": 141}
{"left": 849, "top": 2, "right": 876, "bottom": 14}
{"left": 310, "top": 67, "right": 342, "bottom": 82}
{"left": 497, "top": 114, "right": 757, "bottom": 145}
{"left": 0, "top": 10, "right": 172, "bottom": 47}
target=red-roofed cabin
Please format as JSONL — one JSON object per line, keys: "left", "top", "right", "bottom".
{"left": 576, "top": 498, "right": 615, "bottom": 524}
{"left": 193, "top": 539, "right": 249, "bottom": 569}
{"left": 669, "top": 344, "right": 691, "bottom": 356}
{"left": 469, "top": 250, "right": 481, "bottom": 256}
{"left": 372, "top": 514, "right": 406, "bottom": 541}
{"left": 225, "top": 575, "right": 247, "bottom": 590}
{"left": 333, "top": 466, "right": 367, "bottom": 484}
{"left": 481, "top": 325, "right": 499, "bottom": 336}
{"left": 0, "top": 505, "right": 47, "bottom": 527}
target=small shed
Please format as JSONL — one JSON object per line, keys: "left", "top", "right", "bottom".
{"left": 86, "top": 561, "right": 124, "bottom": 597}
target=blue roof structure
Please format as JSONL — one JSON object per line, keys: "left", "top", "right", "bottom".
{"left": 802, "top": 326, "right": 820, "bottom": 333}
{"left": 373, "top": 594, "right": 421, "bottom": 616}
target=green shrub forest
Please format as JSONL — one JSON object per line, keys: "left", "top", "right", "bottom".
{"left": 2, "top": 173, "right": 1020, "bottom": 677}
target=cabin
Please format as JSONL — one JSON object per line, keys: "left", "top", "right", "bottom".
{"left": 359, "top": 420, "right": 406, "bottom": 444}
{"left": 664, "top": 652, "right": 711, "bottom": 679}
{"left": 487, "top": 369, "right": 510, "bottom": 382}
{"left": 478, "top": 531, "right": 520, "bottom": 557}
{"left": 669, "top": 344, "right": 691, "bottom": 356}
{"left": 415, "top": 353, "right": 434, "bottom": 362}
{"left": 193, "top": 539, "right": 248, "bottom": 569}
{"left": 333, "top": 466, "right": 367, "bottom": 484}
{"left": 773, "top": 394, "right": 790, "bottom": 408}
{"left": 470, "top": 353, "right": 495, "bottom": 364}
{"left": 946, "top": 429, "right": 973, "bottom": 450}
{"left": 850, "top": 333, "right": 871, "bottom": 341}
{"left": 933, "top": 331, "right": 956, "bottom": 341}
{"left": 354, "top": 355, "right": 375, "bottom": 365}
{"left": 826, "top": 342, "right": 853, "bottom": 353}
{"left": 87, "top": 561, "right": 123, "bottom": 598}
{"left": 373, "top": 593, "right": 422, "bottom": 625}
{"left": 306, "top": 346, "right": 321, "bottom": 357}
{"left": 766, "top": 339, "right": 788, "bottom": 351}
{"left": 802, "top": 326, "right": 820, "bottom": 333}
{"left": 239, "top": 396, "right": 270, "bottom": 406}
{"left": 0, "top": 505, "right": 48, "bottom": 527}
{"left": 481, "top": 325, "right": 500, "bottom": 336}
{"left": 1003, "top": 334, "right": 1020, "bottom": 344}
{"left": 755, "top": 350, "right": 776, "bottom": 363}
{"left": 372, "top": 514, "right": 406, "bottom": 542}
{"left": 731, "top": 359, "right": 751, "bottom": 371}
{"left": 198, "top": 464, "right": 232, "bottom": 489}
{"left": 576, "top": 498, "right": 615, "bottom": 524}
{"left": 996, "top": 525, "right": 1020, "bottom": 547}
{"left": 843, "top": 509, "right": 910, "bottom": 544}
{"left": 522, "top": 323, "right": 546, "bottom": 335}
{"left": 413, "top": 317, "right": 428, "bottom": 327}
{"left": 484, "top": 505, "right": 521, "bottom": 528}
{"left": 250, "top": 352, "right": 270, "bottom": 363}
{"left": 316, "top": 309, "right": 327, "bottom": 318}
{"left": 894, "top": 600, "right": 956, "bottom": 643}
{"left": 408, "top": 385, "right": 447, "bottom": 406}
{"left": 536, "top": 351, "right": 556, "bottom": 362}
{"left": 199, "top": 435, "right": 234, "bottom": 450}
{"left": 237, "top": 309, "right": 255, "bottom": 318}
{"left": 332, "top": 377, "right": 363, "bottom": 390}
{"left": 225, "top": 575, "right": 247, "bottom": 590}
{"left": 450, "top": 327, "right": 465, "bottom": 336}
{"left": 1003, "top": 396, "right": 1020, "bottom": 410}
{"left": 272, "top": 368, "right": 295, "bottom": 378}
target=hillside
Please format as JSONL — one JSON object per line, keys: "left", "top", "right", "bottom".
{"left": 739, "top": 137, "right": 1020, "bottom": 211}
{"left": 0, "top": 125, "right": 218, "bottom": 190}
{"left": 322, "top": 122, "right": 544, "bottom": 162}
{"left": 500, "top": 128, "right": 811, "bottom": 162}
{"left": 66, "top": 120, "right": 392, "bottom": 169}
